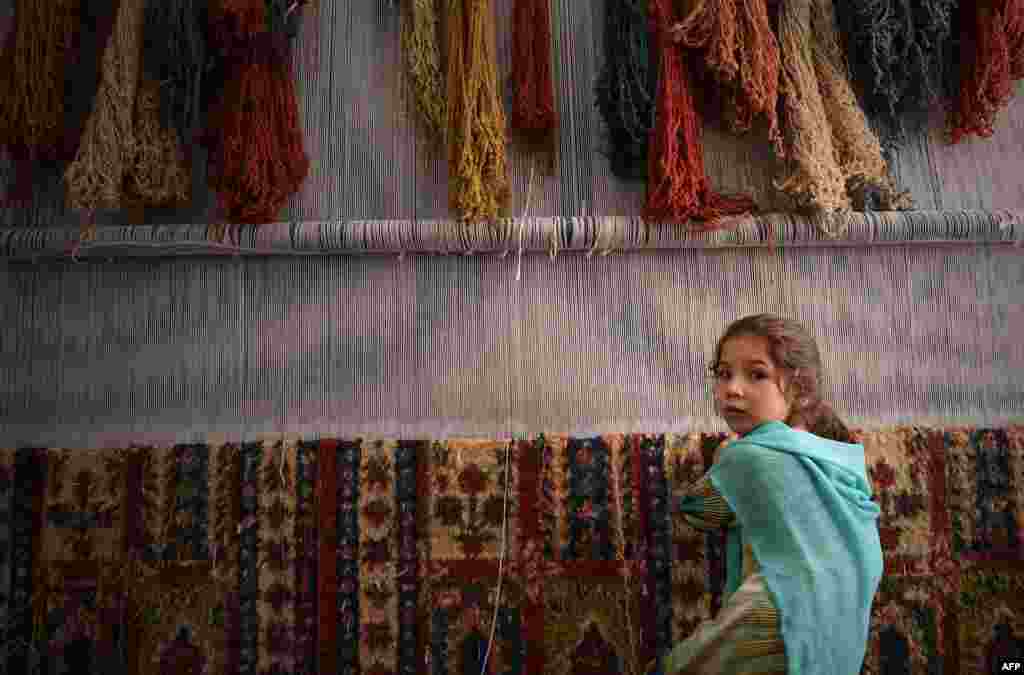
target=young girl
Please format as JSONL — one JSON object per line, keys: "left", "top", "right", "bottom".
{"left": 650, "top": 313, "right": 884, "bottom": 675}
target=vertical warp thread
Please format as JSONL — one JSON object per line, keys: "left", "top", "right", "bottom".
{"left": 595, "top": 0, "right": 655, "bottom": 181}
{"left": 949, "top": 0, "right": 1024, "bottom": 143}
{"left": 510, "top": 0, "right": 558, "bottom": 171}
{"left": 645, "top": 0, "right": 755, "bottom": 228}
{"left": 402, "top": 0, "right": 447, "bottom": 148}
{"left": 64, "top": 0, "right": 146, "bottom": 210}
{"left": 671, "top": 0, "right": 782, "bottom": 152}
{"left": 446, "top": 0, "right": 510, "bottom": 223}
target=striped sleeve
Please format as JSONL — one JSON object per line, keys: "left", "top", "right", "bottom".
{"left": 677, "top": 471, "right": 736, "bottom": 531}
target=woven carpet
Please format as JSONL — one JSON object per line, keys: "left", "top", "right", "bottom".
{"left": 2, "top": 426, "right": 1023, "bottom": 674}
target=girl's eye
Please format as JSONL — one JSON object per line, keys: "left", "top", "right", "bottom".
{"left": 713, "top": 370, "right": 769, "bottom": 380}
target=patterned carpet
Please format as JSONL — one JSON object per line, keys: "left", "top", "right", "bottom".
{"left": 1, "top": 426, "right": 1022, "bottom": 674}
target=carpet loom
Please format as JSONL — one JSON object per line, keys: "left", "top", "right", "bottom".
{"left": 1, "top": 0, "right": 1024, "bottom": 674}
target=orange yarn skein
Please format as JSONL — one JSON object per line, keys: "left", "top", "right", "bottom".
{"left": 204, "top": 1, "right": 309, "bottom": 224}
{"left": 645, "top": 0, "right": 755, "bottom": 227}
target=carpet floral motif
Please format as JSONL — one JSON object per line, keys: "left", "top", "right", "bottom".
{"left": 41, "top": 448, "right": 127, "bottom": 565}
{"left": 543, "top": 577, "right": 641, "bottom": 675}
{"left": 860, "top": 574, "right": 946, "bottom": 675}
{"left": 539, "top": 435, "right": 570, "bottom": 561}
{"left": 855, "top": 428, "right": 937, "bottom": 575}
{"left": 359, "top": 440, "right": 399, "bottom": 675}
{"left": 540, "top": 435, "right": 636, "bottom": 563}
{"left": 256, "top": 440, "right": 297, "bottom": 675}
{"left": 957, "top": 568, "right": 1024, "bottom": 674}
{"left": 129, "top": 563, "right": 228, "bottom": 675}
{"left": 426, "top": 440, "right": 518, "bottom": 561}
{"left": 294, "top": 440, "right": 319, "bottom": 675}
{"left": 945, "top": 427, "right": 1024, "bottom": 562}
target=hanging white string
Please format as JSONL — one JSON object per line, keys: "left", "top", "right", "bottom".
{"left": 610, "top": 437, "right": 638, "bottom": 672}
{"left": 280, "top": 441, "right": 287, "bottom": 487}
{"left": 517, "top": 161, "right": 536, "bottom": 283}
{"left": 479, "top": 155, "right": 536, "bottom": 675}
{"left": 480, "top": 437, "right": 513, "bottom": 675}
{"left": 548, "top": 218, "right": 561, "bottom": 260}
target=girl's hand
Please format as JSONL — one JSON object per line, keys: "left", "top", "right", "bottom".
{"left": 667, "top": 22, "right": 686, "bottom": 43}
{"left": 712, "top": 433, "right": 739, "bottom": 465}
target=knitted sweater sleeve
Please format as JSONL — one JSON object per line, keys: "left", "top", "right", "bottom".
{"left": 678, "top": 471, "right": 737, "bottom": 530}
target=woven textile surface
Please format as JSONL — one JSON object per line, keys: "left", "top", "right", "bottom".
{"left": 1, "top": 427, "right": 1023, "bottom": 674}
{"left": 2, "top": 247, "right": 1022, "bottom": 447}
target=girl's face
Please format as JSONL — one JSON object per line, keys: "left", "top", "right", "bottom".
{"left": 712, "top": 334, "right": 799, "bottom": 436}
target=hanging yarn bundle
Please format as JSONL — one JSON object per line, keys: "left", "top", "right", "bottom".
{"left": 510, "top": 0, "right": 558, "bottom": 171}
{"left": 65, "top": 1, "right": 123, "bottom": 159}
{"left": 813, "top": 0, "right": 910, "bottom": 210}
{"left": 202, "top": 0, "right": 310, "bottom": 224}
{"left": 834, "top": 0, "right": 957, "bottom": 147}
{"left": 670, "top": 0, "right": 782, "bottom": 151}
{"left": 64, "top": 0, "right": 147, "bottom": 211}
{"left": 775, "top": 0, "right": 844, "bottom": 211}
{"left": 402, "top": 0, "right": 447, "bottom": 147}
{"left": 645, "top": 0, "right": 756, "bottom": 227}
{"left": 595, "top": 0, "right": 656, "bottom": 180}
{"left": 950, "top": 0, "right": 1024, "bottom": 143}
{"left": 0, "top": 0, "right": 84, "bottom": 204}
{"left": 140, "top": 0, "right": 207, "bottom": 149}
{"left": 124, "top": 76, "right": 192, "bottom": 208}
{"left": 775, "top": 0, "right": 910, "bottom": 213}
{"left": 208, "top": 0, "right": 268, "bottom": 42}
{"left": 446, "top": 0, "right": 510, "bottom": 223}
{"left": 124, "top": 0, "right": 211, "bottom": 207}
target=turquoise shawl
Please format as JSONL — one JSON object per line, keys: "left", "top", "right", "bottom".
{"left": 688, "top": 420, "right": 883, "bottom": 675}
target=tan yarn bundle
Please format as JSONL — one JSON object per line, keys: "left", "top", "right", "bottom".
{"left": 123, "top": 76, "right": 192, "bottom": 208}
{"left": 63, "top": 0, "right": 146, "bottom": 210}
{"left": 776, "top": 0, "right": 910, "bottom": 213}
{"left": 402, "top": 0, "right": 447, "bottom": 147}
{"left": 446, "top": 0, "right": 510, "bottom": 223}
